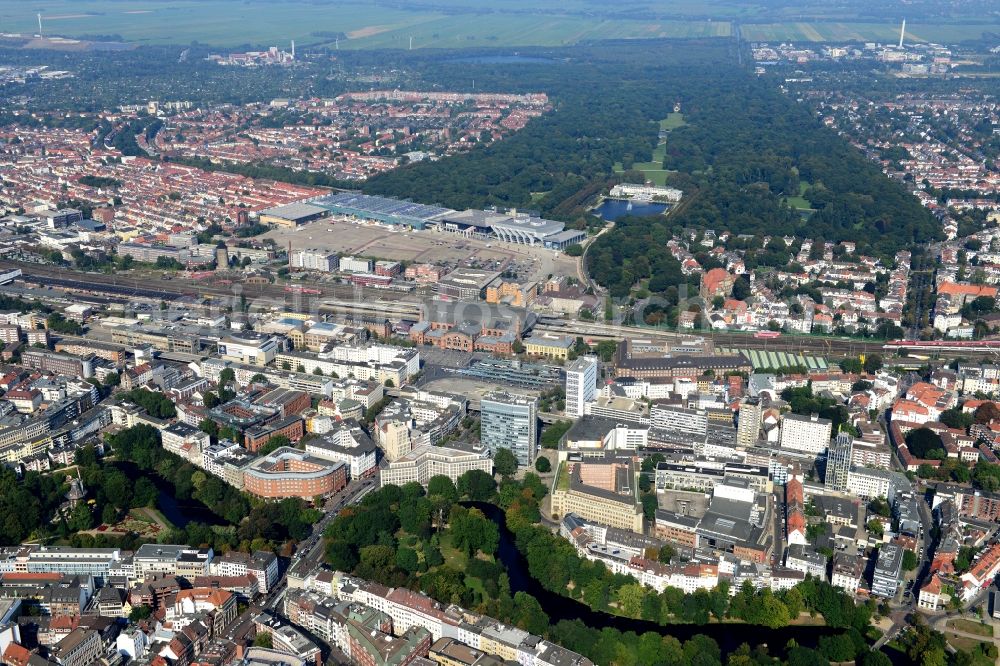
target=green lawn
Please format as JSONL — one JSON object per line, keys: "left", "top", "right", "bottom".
{"left": 127, "top": 509, "right": 155, "bottom": 524}
{"left": 611, "top": 114, "right": 679, "bottom": 186}
{"left": 556, "top": 461, "right": 570, "bottom": 491}
{"left": 944, "top": 634, "right": 995, "bottom": 666}
{"left": 784, "top": 182, "right": 815, "bottom": 211}
{"left": 438, "top": 532, "right": 468, "bottom": 569}
{"left": 660, "top": 113, "right": 686, "bottom": 130}
{"left": 948, "top": 619, "right": 994, "bottom": 638}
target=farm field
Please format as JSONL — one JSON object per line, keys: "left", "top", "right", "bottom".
{"left": 1, "top": 0, "right": 730, "bottom": 48}
{"left": 740, "top": 21, "right": 1000, "bottom": 44}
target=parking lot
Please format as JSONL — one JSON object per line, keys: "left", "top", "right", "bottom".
{"left": 263, "top": 216, "right": 578, "bottom": 284}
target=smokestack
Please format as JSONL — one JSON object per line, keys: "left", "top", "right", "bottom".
{"left": 898, "top": 19, "right": 906, "bottom": 49}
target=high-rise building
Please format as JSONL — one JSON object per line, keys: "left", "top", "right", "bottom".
{"left": 779, "top": 413, "right": 833, "bottom": 454}
{"left": 736, "top": 397, "right": 762, "bottom": 447}
{"left": 565, "top": 356, "right": 598, "bottom": 418}
{"left": 481, "top": 391, "right": 538, "bottom": 467}
{"left": 825, "top": 432, "right": 853, "bottom": 492}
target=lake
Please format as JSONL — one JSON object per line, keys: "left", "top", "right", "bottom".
{"left": 593, "top": 200, "right": 669, "bottom": 221}
{"left": 465, "top": 502, "right": 844, "bottom": 658}
{"left": 114, "top": 461, "right": 228, "bottom": 528}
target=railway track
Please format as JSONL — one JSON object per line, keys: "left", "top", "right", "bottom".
{"left": 5, "top": 260, "right": 997, "bottom": 360}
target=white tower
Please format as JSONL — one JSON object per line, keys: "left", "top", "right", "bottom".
{"left": 898, "top": 19, "right": 906, "bottom": 49}
{"left": 37, "top": 13, "right": 42, "bottom": 37}
{"left": 566, "top": 356, "right": 598, "bottom": 418}
{"left": 290, "top": 40, "right": 295, "bottom": 59}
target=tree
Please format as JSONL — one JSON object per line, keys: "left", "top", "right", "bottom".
{"left": 902, "top": 549, "right": 918, "bottom": 571}
{"left": 258, "top": 435, "right": 290, "bottom": 456}
{"left": 534, "top": 457, "right": 551, "bottom": 473}
{"left": 973, "top": 402, "right": 1000, "bottom": 425}
{"left": 905, "top": 428, "right": 946, "bottom": 458}
{"left": 396, "top": 546, "right": 419, "bottom": 573}
{"left": 494, "top": 448, "right": 519, "bottom": 478}
{"left": 457, "top": 470, "right": 496, "bottom": 501}
{"left": 616, "top": 583, "right": 645, "bottom": 617}
{"left": 68, "top": 502, "right": 94, "bottom": 532}
{"left": 839, "top": 358, "right": 863, "bottom": 374}
{"left": 863, "top": 354, "right": 883, "bottom": 373}
{"left": 426, "top": 475, "right": 458, "bottom": 504}
{"left": 129, "top": 605, "right": 153, "bottom": 622}
{"left": 449, "top": 506, "right": 499, "bottom": 556}
{"left": 867, "top": 520, "right": 885, "bottom": 538}
{"left": 253, "top": 633, "right": 273, "bottom": 649}
{"left": 199, "top": 419, "right": 219, "bottom": 439}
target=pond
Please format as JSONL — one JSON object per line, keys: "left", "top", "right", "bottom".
{"left": 593, "top": 200, "right": 670, "bottom": 221}
{"left": 465, "top": 501, "right": 843, "bottom": 658}
{"left": 114, "top": 461, "right": 228, "bottom": 529}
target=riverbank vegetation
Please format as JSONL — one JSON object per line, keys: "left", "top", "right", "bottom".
{"left": 59, "top": 425, "right": 320, "bottom": 554}
{"left": 319, "top": 471, "right": 880, "bottom": 664}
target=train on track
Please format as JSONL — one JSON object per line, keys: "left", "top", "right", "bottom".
{"left": 884, "top": 339, "right": 1000, "bottom": 353}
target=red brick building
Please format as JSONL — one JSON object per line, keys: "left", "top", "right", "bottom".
{"left": 243, "top": 448, "right": 347, "bottom": 499}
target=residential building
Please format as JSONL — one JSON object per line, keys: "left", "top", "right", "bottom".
{"left": 736, "top": 397, "right": 762, "bottom": 447}
{"left": 825, "top": 433, "right": 853, "bottom": 492}
{"left": 779, "top": 413, "right": 832, "bottom": 454}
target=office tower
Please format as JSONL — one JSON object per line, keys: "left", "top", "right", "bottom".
{"left": 565, "top": 356, "right": 598, "bottom": 418}
{"left": 481, "top": 391, "right": 538, "bottom": 467}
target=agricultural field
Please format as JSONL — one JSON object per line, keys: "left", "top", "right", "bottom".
{"left": 1, "top": 0, "right": 729, "bottom": 48}
{"left": 740, "top": 21, "right": 1000, "bottom": 44}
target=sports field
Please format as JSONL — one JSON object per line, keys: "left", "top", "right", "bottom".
{"left": 1, "top": 0, "right": 730, "bottom": 48}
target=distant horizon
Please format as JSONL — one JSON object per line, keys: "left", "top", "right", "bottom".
{"left": 1, "top": 0, "right": 998, "bottom": 49}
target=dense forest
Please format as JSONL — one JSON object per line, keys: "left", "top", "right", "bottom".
{"left": 661, "top": 77, "right": 939, "bottom": 255}
{"left": 364, "top": 40, "right": 733, "bottom": 224}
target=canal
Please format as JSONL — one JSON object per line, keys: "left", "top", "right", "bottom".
{"left": 465, "top": 502, "right": 844, "bottom": 657}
